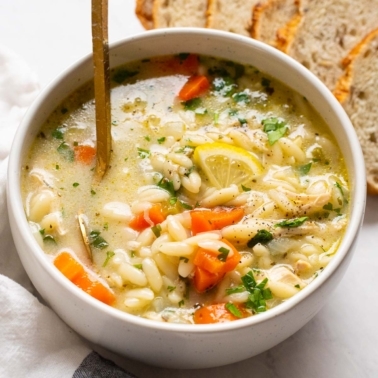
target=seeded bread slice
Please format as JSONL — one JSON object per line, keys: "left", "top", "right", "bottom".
{"left": 135, "top": 0, "right": 154, "bottom": 29}
{"left": 278, "top": 0, "right": 378, "bottom": 91}
{"left": 334, "top": 29, "right": 378, "bottom": 194}
{"left": 251, "top": 0, "right": 301, "bottom": 50}
{"left": 152, "top": 0, "right": 208, "bottom": 28}
{"left": 206, "top": 0, "right": 260, "bottom": 36}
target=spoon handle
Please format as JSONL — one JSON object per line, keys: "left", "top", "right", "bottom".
{"left": 92, "top": 0, "right": 111, "bottom": 181}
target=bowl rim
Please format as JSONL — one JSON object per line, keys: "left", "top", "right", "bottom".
{"left": 7, "top": 27, "right": 366, "bottom": 334}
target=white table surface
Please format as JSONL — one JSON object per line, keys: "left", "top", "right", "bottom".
{"left": 1, "top": 1, "right": 377, "bottom": 377}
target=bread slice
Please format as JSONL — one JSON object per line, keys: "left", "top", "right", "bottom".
{"left": 278, "top": 0, "right": 378, "bottom": 91}
{"left": 135, "top": 0, "right": 154, "bottom": 29}
{"left": 334, "top": 29, "right": 378, "bottom": 194}
{"left": 251, "top": 0, "right": 301, "bottom": 50}
{"left": 206, "top": 0, "right": 260, "bottom": 36}
{"left": 152, "top": 0, "right": 208, "bottom": 28}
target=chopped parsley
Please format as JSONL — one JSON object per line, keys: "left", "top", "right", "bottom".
{"left": 182, "top": 97, "right": 202, "bottom": 111}
{"left": 275, "top": 217, "right": 308, "bottom": 228}
{"left": 217, "top": 247, "right": 230, "bottom": 262}
{"left": 179, "top": 201, "right": 193, "bottom": 210}
{"left": 112, "top": 68, "right": 138, "bottom": 84}
{"left": 247, "top": 229, "right": 273, "bottom": 248}
{"left": 242, "top": 271, "right": 273, "bottom": 313}
{"left": 72, "top": 182, "right": 79, "bottom": 187}
{"left": 241, "top": 184, "right": 251, "bottom": 192}
{"left": 57, "top": 142, "right": 74, "bottom": 161}
{"left": 232, "top": 91, "right": 250, "bottom": 104}
{"left": 335, "top": 182, "right": 348, "bottom": 204}
{"left": 225, "top": 285, "right": 245, "bottom": 295}
{"left": 157, "top": 177, "right": 176, "bottom": 196}
{"left": 151, "top": 224, "right": 162, "bottom": 237}
{"left": 89, "top": 230, "right": 109, "bottom": 250}
{"left": 157, "top": 137, "right": 166, "bottom": 144}
{"left": 225, "top": 303, "right": 243, "bottom": 318}
{"left": 52, "top": 127, "right": 65, "bottom": 140}
{"left": 167, "top": 286, "right": 176, "bottom": 292}
{"left": 297, "top": 162, "right": 312, "bottom": 175}
{"left": 102, "top": 251, "right": 115, "bottom": 267}
{"left": 137, "top": 148, "right": 150, "bottom": 159}
{"left": 262, "top": 117, "right": 288, "bottom": 145}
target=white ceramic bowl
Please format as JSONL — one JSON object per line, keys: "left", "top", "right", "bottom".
{"left": 7, "top": 28, "right": 366, "bottom": 369}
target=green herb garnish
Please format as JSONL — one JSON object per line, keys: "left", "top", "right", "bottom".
{"left": 183, "top": 97, "right": 202, "bottom": 111}
{"left": 52, "top": 127, "right": 65, "bottom": 140}
{"left": 262, "top": 117, "right": 287, "bottom": 145}
{"left": 157, "top": 137, "right": 166, "bottom": 144}
{"left": 217, "top": 247, "right": 230, "bottom": 262}
{"left": 112, "top": 68, "right": 138, "bottom": 84}
{"left": 137, "top": 148, "right": 150, "bottom": 159}
{"left": 43, "top": 234, "right": 56, "bottom": 244}
{"left": 89, "top": 230, "right": 109, "bottom": 250}
{"left": 241, "top": 184, "right": 251, "bottom": 192}
{"left": 157, "top": 177, "right": 176, "bottom": 196}
{"left": 225, "top": 303, "right": 243, "bottom": 318}
{"left": 57, "top": 142, "right": 74, "bottom": 161}
{"left": 72, "top": 182, "right": 79, "bottom": 187}
{"left": 179, "top": 201, "right": 193, "bottom": 210}
{"left": 247, "top": 229, "right": 273, "bottom": 248}
{"left": 102, "top": 251, "right": 115, "bottom": 267}
{"left": 167, "top": 286, "right": 176, "bottom": 292}
{"left": 275, "top": 217, "right": 308, "bottom": 228}
{"left": 225, "top": 285, "right": 245, "bottom": 295}
{"left": 151, "top": 224, "right": 162, "bottom": 238}
{"left": 242, "top": 271, "right": 272, "bottom": 313}
{"left": 297, "top": 162, "right": 312, "bottom": 175}
{"left": 232, "top": 91, "right": 250, "bottom": 104}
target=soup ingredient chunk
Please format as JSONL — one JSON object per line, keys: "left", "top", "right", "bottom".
{"left": 193, "top": 142, "right": 263, "bottom": 189}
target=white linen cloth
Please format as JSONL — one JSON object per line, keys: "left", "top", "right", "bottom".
{"left": 0, "top": 45, "right": 135, "bottom": 378}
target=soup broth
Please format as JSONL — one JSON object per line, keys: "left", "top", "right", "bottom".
{"left": 21, "top": 54, "right": 349, "bottom": 324}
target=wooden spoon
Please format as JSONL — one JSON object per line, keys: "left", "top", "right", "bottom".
{"left": 78, "top": 0, "right": 110, "bottom": 260}
{"left": 92, "top": 0, "right": 111, "bottom": 181}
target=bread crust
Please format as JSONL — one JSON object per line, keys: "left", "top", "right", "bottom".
{"left": 334, "top": 28, "right": 378, "bottom": 195}
{"left": 251, "top": 0, "right": 302, "bottom": 51}
{"left": 334, "top": 29, "right": 378, "bottom": 103}
{"left": 135, "top": 0, "right": 154, "bottom": 30}
{"left": 275, "top": 0, "right": 302, "bottom": 52}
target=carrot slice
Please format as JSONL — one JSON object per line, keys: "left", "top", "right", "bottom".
{"left": 178, "top": 75, "right": 210, "bottom": 101}
{"left": 190, "top": 207, "right": 244, "bottom": 235}
{"left": 74, "top": 145, "right": 96, "bottom": 164}
{"left": 129, "top": 203, "right": 166, "bottom": 231}
{"left": 54, "top": 251, "right": 116, "bottom": 306}
{"left": 194, "top": 303, "right": 247, "bottom": 324}
{"left": 54, "top": 251, "right": 85, "bottom": 281}
{"left": 193, "top": 238, "right": 241, "bottom": 274}
{"left": 192, "top": 266, "right": 224, "bottom": 293}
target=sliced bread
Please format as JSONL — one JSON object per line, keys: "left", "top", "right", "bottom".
{"left": 251, "top": 0, "right": 301, "bottom": 49}
{"left": 152, "top": 0, "right": 208, "bottom": 28}
{"left": 206, "top": 0, "right": 260, "bottom": 36}
{"left": 135, "top": 0, "right": 155, "bottom": 29}
{"left": 277, "top": 0, "right": 378, "bottom": 91}
{"left": 334, "top": 29, "right": 378, "bottom": 194}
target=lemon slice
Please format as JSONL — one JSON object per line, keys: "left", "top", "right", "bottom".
{"left": 193, "top": 142, "right": 263, "bottom": 189}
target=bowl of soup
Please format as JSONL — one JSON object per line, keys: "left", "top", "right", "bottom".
{"left": 7, "top": 28, "right": 366, "bottom": 368}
